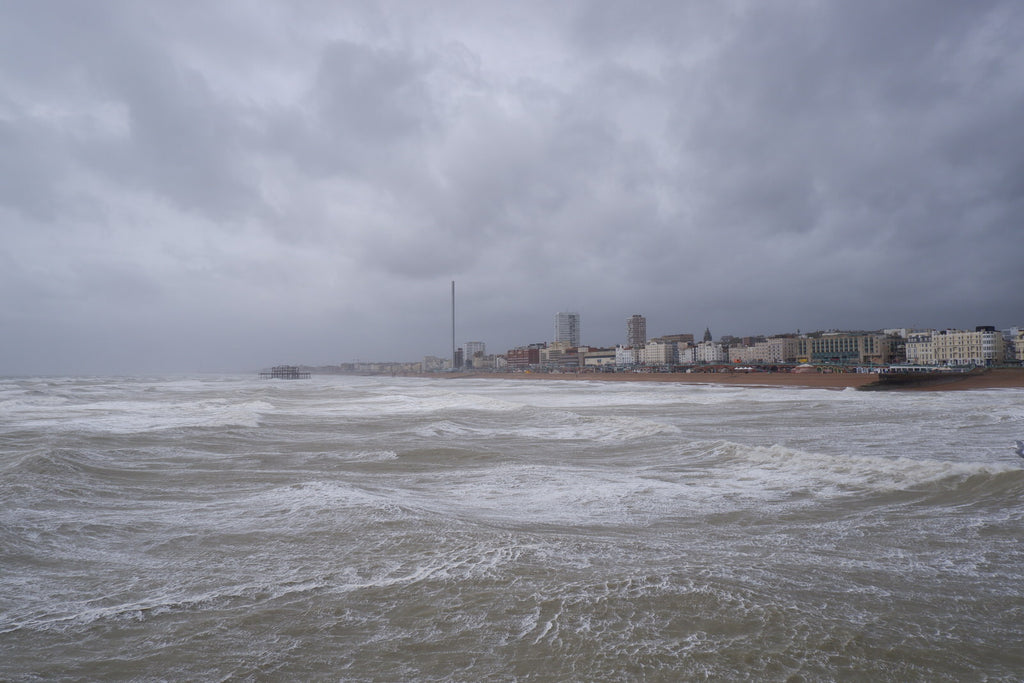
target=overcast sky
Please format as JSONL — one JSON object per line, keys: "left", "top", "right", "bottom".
{"left": 3, "top": 1, "right": 1023, "bottom": 374}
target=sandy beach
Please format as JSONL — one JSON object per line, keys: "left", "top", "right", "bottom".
{"left": 452, "top": 368, "right": 1024, "bottom": 391}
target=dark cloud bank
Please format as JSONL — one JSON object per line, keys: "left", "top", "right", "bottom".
{"left": 2, "top": 1, "right": 1022, "bottom": 374}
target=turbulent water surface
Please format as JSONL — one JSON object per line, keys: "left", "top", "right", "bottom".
{"left": 1, "top": 375, "right": 1022, "bottom": 681}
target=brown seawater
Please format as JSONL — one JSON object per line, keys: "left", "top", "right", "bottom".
{"left": 1, "top": 375, "right": 1022, "bottom": 680}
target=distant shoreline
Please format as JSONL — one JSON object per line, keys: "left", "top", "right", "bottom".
{"left": 442, "top": 368, "right": 1024, "bottom": 391}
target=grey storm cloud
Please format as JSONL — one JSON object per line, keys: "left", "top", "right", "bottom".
{"left": 1, "top": 0, "right": 1022, "bottom": 374}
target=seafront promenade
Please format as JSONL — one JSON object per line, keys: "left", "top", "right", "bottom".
{"left": 449, "top": 368, "right": 1024, "bottom": 391}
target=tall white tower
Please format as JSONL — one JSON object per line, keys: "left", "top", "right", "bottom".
{"left": 451, "top": 281, "right": 456, "bottom": 369}
{"left": 554, "top": 312, "right": 581, "bottom": 347}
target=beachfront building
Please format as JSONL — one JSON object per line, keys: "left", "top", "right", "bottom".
{"left": 506, "top": 343, "right": 544, "bottom": 370}
{"left": 770, "top": 336, "right": 800, "bottom": 363}
{"left": 730, "top": 345, "right": 757, "bottom": 364}
{"left": 627, "top": 315, "right": 647, "bottom": 348}
{"left": 795, "top": 332, "right": 891, "bottom": 365}
{"left": 930, "top": 327, "right": 1005, "bottom": 366}
{"left": 905, "top": 331, "right": 936, "bottom": 365}
{"left": 678, "top": 345, "right": 695, "bottom": 364}
{"left": 641, "top": 340, "right": 677, "bottom": 366}
{"left": 554, "top": 312, "right": 581, "bottom": 347}
{"left": 583, "top": 348, "right": 616, "bottom": 368}
{"left": 1010, "top": 328, "right": 1024, "bottom": 364}
{"left": 615, "top": 345, "right": 640, "bottom": 368}
{"left": 695, "top": 340, "right": 728, "bottom": 364}
{"left": 731, "top": 337, "right": 800, "bottom": 364}
{"left": 541, "top": 341, "right": 580, "bottom": 370}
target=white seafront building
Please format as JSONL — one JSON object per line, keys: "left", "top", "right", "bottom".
{"left": 905, "top": 332, "right": 935, "bottom": 365}
{"left": 931, "top": 327, "right": 1005, "bottom": 366}
{"left": 641, "top": 340, "right": 677, "bottom": 366}
{"left": 615, "top": 346, "right": 640, "bottom": 367}
{"left": 695, "top": 340, "right": 728, "bottom": 364}
{"left": 904, "top": 327, "right": 1005, "bottom": 367}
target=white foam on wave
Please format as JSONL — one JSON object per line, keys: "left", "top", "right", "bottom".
{"left": 395, "top": 463, "right": 689, "bottom": 527}
{"left": 555, "top": 414, "right": 683, "bottom": 443}
{"left": 0, "top": 395, "right": 72, "bottom": 413}
{"left": 326, "top": 540, "right": 530, "bottom": 597}
{"left": 333, "top": 389, "right": 528, "bottom": 417}
{"left": 682, "top": 441, "right": 1023, "bottom": 505}
{"left": 5, "top": 398, "right": 276, "bottom": 433}
{"left": 0, "top": 572, "right": 330, "bottom": 635}
{"left": 411, "top": 411, "right": 681, "bottom": 444}
{"left": 412, "top": 420, "right": 477, "bottom": 438}
{"left": 347, "top": 449, "right": 399, "bottom": 462}
{"left": 239, "top": 480, "right": 412, "bottom": 524}
{"left": 471, "top": 380, "right": 847, "bottom": 409}
{"left": 363, "top": 437, "right": 1024, "bottom": 527}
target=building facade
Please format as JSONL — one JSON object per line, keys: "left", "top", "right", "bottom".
{"left": 678, "top": 345, "right": 695, "bottom": 364}
{"left": 651, "top": 334, "right": 694, "bottom": 345}
{"left": 930, "top": 327, "right": 1005, "bottom": 366}
{"left": 730, "top": 337, "right": 800, "bottom": 364}
{"left": 555, "top": 312, "right": 581, "bottom": 347}
{"left": 583, "top": 348, "right": 616, "bottom": 368}
{"left": 506, "top": 344, "right": 543, "bottom": 370}
{"left": 795, "top": 333, "right": 890, "bottom": 365}
{"left": 615, "top": 345, "right": 640, "bottom": 367}
{"left": 641, "top": 340, "right": 676, "bottom": 366}
{"left": 695, "top": 341, "right": 728, "bottom": 364}
{"left": 466, "top": 339, "right": 485, "bottom": 360}
{"left": 1010, "top": 328, "right": 1024, "bottom": 363}
{"left": 541, "top": 343, "right": 581, "bottom": 370}
{"left": 905, "top": 332, "right": 935, "bottom": 365}
{"left": 627, "top": 314, "right": 647, "bottom": 348}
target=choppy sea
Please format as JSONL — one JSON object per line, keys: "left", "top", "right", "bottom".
{"left": 1, "top": 374, "right": 1022, "bottom": 681}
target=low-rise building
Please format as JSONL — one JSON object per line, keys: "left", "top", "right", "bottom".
{"left": 730, "top": 337, "right": 799, "bottom": 364}
{"left": 542, "top": 343, "right": 581, "bottom": 370}
{"left": 796, "top": 332, "right": 890, "bottom": 365}
{"left": 615, "top": 345, "right": 640, "bottom": 367}
{"left": 506, "top": 344, "right": 544, "bottom": 370}
{"left": 583, "top": 348, "right": 616, "bottom": 368}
